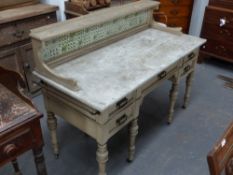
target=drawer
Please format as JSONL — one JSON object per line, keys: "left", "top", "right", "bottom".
{"left": 209, "top": 0, "right": 233, "bottom": 9}
{"left": 202, "top": 22, "right": 233, "bottom": 43}
{"left": 183, "top": 50, "right": 199, "bottom": 64}
{"left": 180, "top": 59, "right": 195, "bottom": 77}
{"left": 204, "top": 6, "right": 233, "bottom": 29}
{"left": 108, "top": 102, "right": 135, "bottom": 135}
{"left": 0, "top": 12, "right": 57, "bottom": 48}
{"left": 201, "top": 39, "right": 233, "bottom": 60}
{"left": 158, "top": 6, "right": 192, "bottom": 17}
{"left": 140, "top": 60, "right": 180, "bottom": 96}
{"left": 158, "top": 0, "right": 193, "bottom": 6}
{"left": 0, "top": 128, "right": 33, "bottom": 163}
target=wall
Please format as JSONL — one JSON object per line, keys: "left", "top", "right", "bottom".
{"left": 189, "top": 0, "right": 209, "bottom": 36}
{"left": 41, "top": 0, "right": 67, "bottom": 20}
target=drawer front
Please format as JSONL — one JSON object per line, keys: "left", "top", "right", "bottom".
{"left": 159, "top": 0, "right": 193, "bottom": 6}
{"left": 204, "top": 7, "right": 233, "bottom": 29}
{"left": 0, "top": 12, "right": 57, "bottom": 48}
{"left": 201, "top": 39, "right": 233, "bottom": 60}
{"left": 158, "top": 6, "right": 192, "bottom": 17}
{"left": 141, "top": 60, "right": 180, "bottom": 96}
{"left": 202, "top": 22, "right": 233, "bottom": 43}
{"left": 108, "top": 102, "right": 135, "bottom": 135}
{"left": 0, "top": 128, "right": 33, "bottom": 163}
{"left": 183, "top": 50, "right": 199, "bottom": 64}
{"left": 209, "top": 0, "right": 233, "bottom": 9}
{"left": 180, "top": 59, "right": 195, "bottom": 77}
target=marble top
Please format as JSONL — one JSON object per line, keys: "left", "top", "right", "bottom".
{"left": 36, "top": 28, "right": 205, "bottom": 113}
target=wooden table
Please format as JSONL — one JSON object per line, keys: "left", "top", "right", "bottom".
{"left": 30, "top": 1, "right": 206, "bottom": 174}
{"left": 0, "top": 67, "right": 47, "bottom": 175}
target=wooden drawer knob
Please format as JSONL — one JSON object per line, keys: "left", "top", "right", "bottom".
{"left": 13, "top": 29, "right": 25, "bottom": 38}
{"left": 3, "top": 144, "right": 17, "bottom": 156}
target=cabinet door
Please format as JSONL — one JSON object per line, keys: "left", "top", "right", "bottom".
{"left": 20, "top": 44, "right": 40, "bottom": 93}
{"left": 0, "top": 48, "right": 24, "bottom": 76}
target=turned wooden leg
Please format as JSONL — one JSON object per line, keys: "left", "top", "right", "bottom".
{"left": 96, "top": 144, "right": 108, "bottom": 175}
{"left": 167, "top": 77, "right": 179, "bottom": 124}
{"left": 12, "top": 159, "right": 22, "bottom": 175}
{"left": 47, "top": 111, "right": 59, "bottom": 158}
{"left": 127, "top": 118, "right": 139, "bottom": 162}
{"left": 33, "top": 147, "right": 47, "bottom": 175}
{"left": 183, "top": 71, "right": 194, "bottom": 109}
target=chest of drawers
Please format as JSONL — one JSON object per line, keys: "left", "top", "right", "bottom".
{"left": 153, "top": 0, "right": 194, "bottom": 33}
{"left": 0, "top": 4, "right": 58, "bottom": 94}
{"left": 200, "top": 0, "right": 233, "bottom": 63}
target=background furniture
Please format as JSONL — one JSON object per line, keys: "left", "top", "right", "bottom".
{"left": 207, "top": 121, "right": 233, "bottom": 175}
{"left": 153, "top": 0, "right": 194, "bottom": 33}
{"left": 199, "top": 0, "right": 233, "bottom": 63}
{"left": 65, "top": 0, "right": 112, "bottom": 19}
{"left": 0, "top": 4, "right": 58, "bottom": 95}
{"left": 0, "top": 0, "right": 39, "bottom": 11}
{"left": 0, "top": 66, "right": 47, "bottom": 175}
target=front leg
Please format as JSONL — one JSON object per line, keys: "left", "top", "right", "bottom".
{"left": 167, "top": 77, "right": 180, "bottom": 124}
{"left": 33, "top": 147, "right": 47, "bottom": 175}
{"left": 11, "top": 159, "right": 22, "bottom": 175}
{"left": 96, "top": 143, "right": 108, "bottom": 175}
{"left": 183, "top": 71, "right": 194, "bottom": 109}
{"left": 47, "top": 111, "right": 59, "bottom": 158}
{"left": 127, "top": 118, "right": 139, "bottom": 162}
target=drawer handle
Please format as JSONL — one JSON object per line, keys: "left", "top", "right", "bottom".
{"left": 171, "top": 0, "right": 179, "bottom": 4}
{"left": 116, "top": 115, "right": 127, "bottom": 126}
{"left": 3, "top": 144, "right": 17, "bottom": 156}
{"left": 220, "top": 29, "right": 231, "bottom": 36}
{"left": 116, "top": 97, "right": 128, "bottom": 109}
{"left": 158, "top": 71, "right": 167, "bottom": 80}
{"left": 188, "top": 52, "right": 195, "bottom": 60}
{"left": 215, "top": 45, "right": 226, "bottom": 52}
{"left": 219, "top": 18, "right": 227, "bottom": 27}
{"left": 13, "top": 30, "right": 25, "bottom": 38}
{"left": 184, "top": 65, "right": 191, "bottom": 73}
{"left": 170, "top": 9, "right": 179, "bottom": 16}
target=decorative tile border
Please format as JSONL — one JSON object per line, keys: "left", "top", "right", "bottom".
{"left": 41, "top": 11, "right": 149, "bottom": 62}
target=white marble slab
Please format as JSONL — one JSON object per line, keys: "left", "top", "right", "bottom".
{"left": 37, "top": 28, "right": 205, "bottom": 113}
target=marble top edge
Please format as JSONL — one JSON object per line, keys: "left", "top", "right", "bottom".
{"left": 30, "top": 0, "right": 159, "bottom": 41}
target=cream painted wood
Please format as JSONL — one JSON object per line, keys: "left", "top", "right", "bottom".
{"left": 30, "top": 1, "right": 206, "bottom": 174}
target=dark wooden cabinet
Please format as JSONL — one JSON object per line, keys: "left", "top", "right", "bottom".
{"left": 200, "top": 1, "right": 233, "bottom": 63}
{"left": 153, "top": 0, "right": 194, "bottom": 33}
{"left": 0, "top": 4, "right": 58, "bottom": 94}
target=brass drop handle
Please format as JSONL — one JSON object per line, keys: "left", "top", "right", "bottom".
{"left": 188, "top": 52, "right": 195, "bottom": 60}
{"left": 158, "top": 71, "right": 167, "bottom": 79}
{"left": 116, "top": 97, "right": 128, "bottom": 109}
{"left": 184, "top": 65, "right": 191, "bottom": 73}
{"left": 4, "top": 144, "right": 17, "bottom": 156}
{"left": 13, "top": 29, "right": 25, "bottom": 38}
{"left": 116, "top": 115, "right": 127, "bottom": 126}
